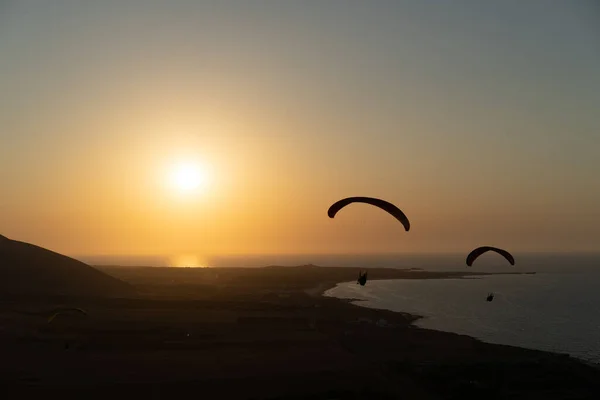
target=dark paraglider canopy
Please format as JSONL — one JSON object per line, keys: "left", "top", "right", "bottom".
{"left": 327, "top": 197, "right": 410, "bottom": 231}
{"left": 466, "top": 246, "right": 515, "bottom": 267}
{"left": 48, "top": 307, "right": 88, "bottom": 324}
{"left": 357, "top": 270, "right": 368, "bottom": 286}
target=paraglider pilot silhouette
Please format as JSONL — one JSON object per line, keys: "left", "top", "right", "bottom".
{"left": 357, "top": 270, "right": 368, "bottom": 286}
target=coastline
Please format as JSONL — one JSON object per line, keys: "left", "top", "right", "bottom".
{"left": 104, "top": 264, "right": 584, "bottom": 360}
{"left": 320, "top": 282, "right": 425, "bottom": 325}
{"left": 321, "top": 274, "right": 600, "bottom": 368}
{"left": 2, "top": 264, "right": 599, "bottom": 398}
{"left": 315, "top": 270, "right": 539, "bottom": 323}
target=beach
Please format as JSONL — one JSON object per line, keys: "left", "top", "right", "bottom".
{"left": 326, "top": 272, "right": 600, "bottom": 364}
{"left": 1, "top": 265, "right": 598, "bottom": 399}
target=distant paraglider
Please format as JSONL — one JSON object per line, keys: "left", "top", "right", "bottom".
{"left": 357, "top": 270, "right": 368, "bottom": 286}
{"left": 466, "top": 246, "right": 515, "bottom": 267}
{"left": 328, "top": 197, "right": 410, "bottom": 232}
{"left": 466, "top": 247, "right": 513, "bottom": 303}
{"left": 48, "top": 308, "right": 88, "bottom": 324}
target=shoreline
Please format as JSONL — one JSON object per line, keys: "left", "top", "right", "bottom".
{"left": 317, "top": 280, "right": 428, "bottom": 323}
{"left": 104, "top": 264, "right": 577, "bottom": 360}
{"left": 3, "top": 264, "right": 600, "bottom": 397}
{"left": 101, "top": 264, "right": 600, "bottom": 371}
{"left": 321, "top": 274, "right": 600, "bottom": 368}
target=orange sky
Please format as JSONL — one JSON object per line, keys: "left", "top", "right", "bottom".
{"left": 1, "top": 2, "right": 599, "bottom": 258}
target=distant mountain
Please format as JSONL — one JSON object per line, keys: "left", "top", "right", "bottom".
{"left": 0, "top": 234, "right": 134, "bottom": 297}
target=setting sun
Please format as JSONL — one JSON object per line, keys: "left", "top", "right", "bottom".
{"left": 169, "top": 161, "right": 208, "bottom": 193}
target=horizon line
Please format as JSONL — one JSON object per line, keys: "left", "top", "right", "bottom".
{"left": 77, "top": 250, "right": 600, "bottom": 258}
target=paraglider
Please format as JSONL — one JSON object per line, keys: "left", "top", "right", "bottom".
{"left": 47, "top": 307, "right": 88, "bottom": 324}
{"left": 465, "top": 247, "right": 513, "bottom": 303}
{"left": 357, "top": 270, "right": 367, "bottom": 286}
{"left": 328, "top": 197, "right": 410, "bottom": 232}
{"left": 466, "top": 246, "right": 515, "bottom": 267}
{"left": 46, "top": 308, "right": 88, "bottom": 351}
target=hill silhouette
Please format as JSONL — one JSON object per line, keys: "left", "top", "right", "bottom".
{"left": 0, "top": 234, "right": 134, "bottom": 297}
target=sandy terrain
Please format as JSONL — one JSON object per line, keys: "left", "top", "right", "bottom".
{"left": 0, "top": 265, "right": 598, "bottom": 399}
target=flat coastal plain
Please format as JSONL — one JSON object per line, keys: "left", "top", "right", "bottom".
{"left": 1, "top": 266, "right": 598, "bottom": 399}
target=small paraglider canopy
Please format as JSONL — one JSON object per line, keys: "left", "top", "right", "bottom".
{"left": 328, "top": 197, "right": 410, "bottom": 232}
{"left": 48, "top": 307, "right": 88, "bottom": 324}
{"left": 466, "top": 246, "right": 515, "bottom": 267}
{"left": 357, "top": 270, "right": 367, "bottom": 286}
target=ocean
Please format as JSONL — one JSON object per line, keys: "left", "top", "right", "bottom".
{"left": 81, "top": 252, "right": 600, "bottom": 363}
{"left": 80, "top": 252, "right": 600, "bottom": 273}
{"left": 324, "top": 270, "right": 600, "bottom": 364}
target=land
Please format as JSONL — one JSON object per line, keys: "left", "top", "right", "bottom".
{"left": 0, "top": 265, "right": 598, "bottom": 399}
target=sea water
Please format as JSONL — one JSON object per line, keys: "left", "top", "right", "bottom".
{"left": 81, "top": 252, "right": 600, "bottom": 363}
{"left": 81, "top": 253, "right": 599, "bottom": 273}
{"left": 324, "top": 272, "right": 600, "bottom": 364}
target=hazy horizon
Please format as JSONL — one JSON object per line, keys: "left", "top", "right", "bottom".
{"left": 81, "top": 251, "right": 600, "bottom": 271}
{"left": 2, "top": 1, "right": 599, "bottom": 257}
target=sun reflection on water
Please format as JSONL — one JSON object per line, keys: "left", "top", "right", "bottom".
{"left": 170, "top": 254, "right": 210, "bottom": 268}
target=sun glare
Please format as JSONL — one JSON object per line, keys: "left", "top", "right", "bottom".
{"left": 171, "top": 254, "right": 208, "bottom": 268}
{"left": 169, "top": 161, "right": 208, "bottom": 193}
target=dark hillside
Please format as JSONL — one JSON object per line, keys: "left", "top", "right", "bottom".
{"left": 0, "top": 234, "right": 133, "bottom": 297}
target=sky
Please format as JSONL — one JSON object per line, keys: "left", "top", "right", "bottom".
{"left": 1, "top": 0, "right": 599, "bottom": 259}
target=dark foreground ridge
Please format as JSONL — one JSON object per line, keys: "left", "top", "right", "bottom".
{"left": 0, "top": 234, "right": 134, "bottom": 297}
{"left": 1, "top": 259, "right": 598, "bottom": 399}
